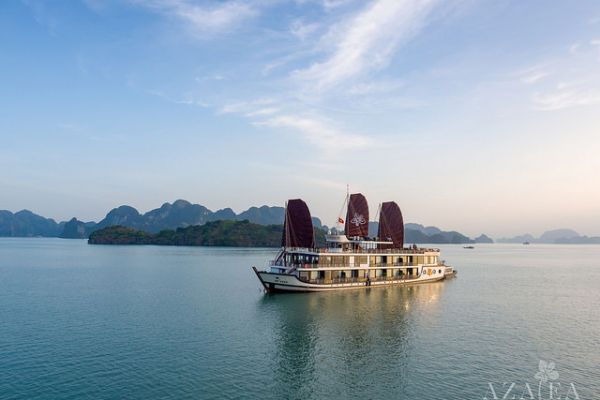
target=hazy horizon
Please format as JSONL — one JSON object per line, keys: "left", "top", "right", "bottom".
{"left": 1, "top": 1, "right": 599, "bottom": 238}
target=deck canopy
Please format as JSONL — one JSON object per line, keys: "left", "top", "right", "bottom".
{"left": 282, "top": 199, "right": 315, "bottom": 248}
{"left": 378, "top": 201, "right": 404, "bottom": 248}
{"left": 345, "top": 193, "right": 369, "bottom": 237}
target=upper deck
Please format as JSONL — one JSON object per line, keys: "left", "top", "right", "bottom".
{"left": 271, "top": 234, "right": 442, "bottom": 271}
{"left": 283, "top": 234, "right": 440, "bottom": 256}
{"left": 283, "top": 246, "right": 441, "bottom": 256}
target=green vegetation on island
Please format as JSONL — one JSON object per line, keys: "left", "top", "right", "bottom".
{"left": 89, "top": 220, "right": 328, "bottom": 247}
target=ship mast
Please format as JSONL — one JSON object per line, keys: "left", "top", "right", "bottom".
{"left": 335, "top": 185, "right": 349, "bottom": 233}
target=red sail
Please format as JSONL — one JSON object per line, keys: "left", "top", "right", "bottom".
{"left": 378, "top": 201, "right": 404, "bottom": 248}
{"left": 282, "top": 199, "right": 315, "bottom": 248}
{"left": 345, "top": 193, "right": 369, "bottom": 237}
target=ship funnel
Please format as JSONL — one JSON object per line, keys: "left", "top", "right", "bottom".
{"left": 378, "top": 201, "right": 404, "bottom": 248}
{"left": 345, "top": 193, "right": 369, "bottom": 238}
{"left": 282, "top": 199, "right": 315, "bottom": 248}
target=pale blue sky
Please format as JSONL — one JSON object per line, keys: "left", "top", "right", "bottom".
{"left": 1, "top": 0, "right": 599, "bottom": 237}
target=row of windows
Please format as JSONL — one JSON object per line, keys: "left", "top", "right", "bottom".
{"left": 287, "top": 254, "right": 438, "bottom": 265}
{"left": 299, "top": 268, "right": 421, "bottom": 280}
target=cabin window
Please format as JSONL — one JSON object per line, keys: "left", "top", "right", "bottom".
{"left": 318, "top": 271, "right": 325, "bottom": 280}
{"left": 351, "top": 270, "right": 358, "bottom": 278}
{"left": 320, "top": 256, "right": 332, "bottom": 265}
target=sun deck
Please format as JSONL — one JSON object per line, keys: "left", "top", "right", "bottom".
{"left": 270, "top": 246, "right": 442, "bottom": 269}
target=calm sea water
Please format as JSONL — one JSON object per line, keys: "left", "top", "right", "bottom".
{"left": 0, "top": 239, "right": 599, "bottom": 400}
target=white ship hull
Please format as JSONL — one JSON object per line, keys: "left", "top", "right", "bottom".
{"left": 253, "top": 267, "right": 450, "bottom": 293}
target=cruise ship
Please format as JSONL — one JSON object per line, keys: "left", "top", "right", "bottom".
{"left": 253, "top": 193, "right": 456, "bottom": 293}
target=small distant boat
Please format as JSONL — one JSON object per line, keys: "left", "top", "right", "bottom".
{"left": 523, "top": 241, "right": 530, "bottom": 245}
{"left": 252, "top": 193, "right": 456, "bottom": 293}
{"left": 463, "top": 245, "right": 475, "bottom": 249}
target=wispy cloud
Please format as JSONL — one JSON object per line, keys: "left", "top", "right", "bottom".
{"left": 533, "top": 88, "right": 600, "bottom": 111}
{"left": 321, "top": 0, "right": 354, "bottom": 10}
{"left": 521, "top": 40, "right": 600, "bottom": 111}
{"left": 132, "top": 0, "right": 259, "bottom": 36}
{"left": 294, "top": 0, "right": 355, "bottom": 11}
{"left": 147, "top": 89, "right": 210, "bottom": 107}
{"left": 21, "top": 0, "right": 59, "bottom": 32}
{"left": 195, "top": 74, "right": 227, "bottom": 82}
{"left": 218, "top": 97, "right": 371, "bottom": 152}
{"left": 520, "top": 69, "right": 550, "bottom": 84}
{"left": 244, "top": 107, "right": 279, "bottom": 117}
{"left": 255, "top": 114, "right": 370, "bottom": 151}
{"left": 292, "top": 0, "right": 438, "bottom": 91}
{"left": 139, "top": 0, "right": 442, "bottom": 153}
{"left": 290, "top": 19, "right": 320, "bottom": 41}
{"left": 219, "top": 98, "right": 276, "bottom": 115}
{"left": 345, "top": 79, "right": 405, "bottom": 95}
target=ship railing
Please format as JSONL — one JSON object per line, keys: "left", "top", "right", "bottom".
{"left": 301, "top": 277, "right": 365, "bottom": 284}
{"left": 284, "top": 247, "right": 440, "bottom": 254}
{"left": 299, "top": 275, "right": 420, "bottom": 285}
{"left": 370, "top": 274, "right": 419, "bottom": 281}
{"left": 294, "top": 263, "right": 421, "bottom": 269}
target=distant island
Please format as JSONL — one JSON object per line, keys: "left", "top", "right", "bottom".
{"left": 88, "top": 220, "right": 322, "bottom": 247}
{"left": 3, "top": 199, "right": 598, "bottom": 245}
{"left": 497, "top": 228, "right": 600, "bottom": 244}
{"left": 0, "top": 199, "right": 491, "bottom": 245}
{"left": 0, "top": 200, "right": 322, "bottom": 238}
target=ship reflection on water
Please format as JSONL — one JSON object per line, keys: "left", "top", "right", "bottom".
{"left": 257, "top": 283, "right": 448, "bottom": 399}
